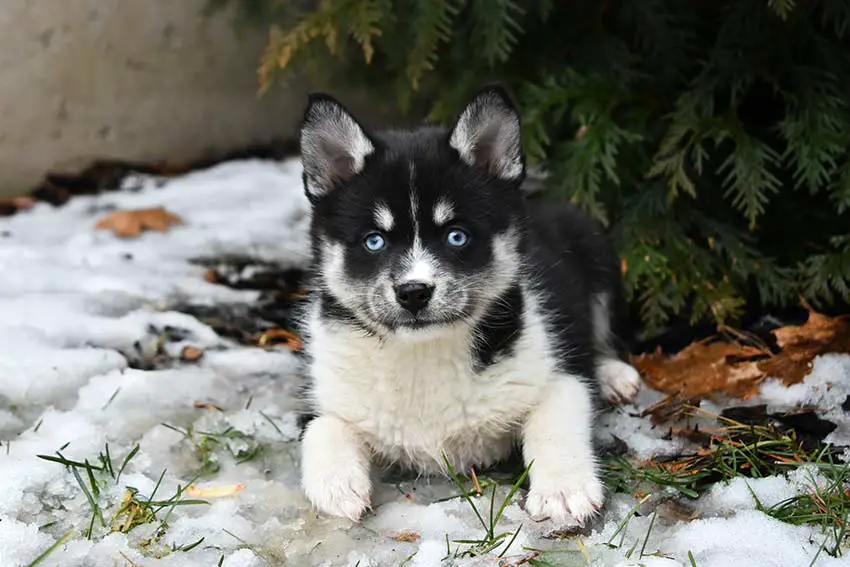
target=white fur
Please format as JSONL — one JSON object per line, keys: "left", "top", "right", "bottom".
{"left": 591, "top": 292, "right": 613, "bottom": 351}
{"left": 300, "top": 414, "right": 372, "bottom": 520}
{"left": 522, "top": 377, "right": 604, "bottom": 524}
{"left": 597, "top": 358, "right": 642, "bottom": 405}
{"left": 320, "top": 241, "right": 359, "bottom": 308}
{"left": 409, "top": 162, "right": 419, "bottom": 235}
{"left": 399, "top": 246, "right": 438, "bottom": 285}
{"left": 590, "top": 292, "right": 642, "bottom": 404}
{"left": 398, "top": 170, "right": 439, "bottom": 286}
{"left": 300, "top": 285, "right": 603, "bottom": 524}
{"left": 433, "top": 199, "right": 454, "bottom": 225}
{"left": 373, "top": 203, "right": 395, "bottom": 231}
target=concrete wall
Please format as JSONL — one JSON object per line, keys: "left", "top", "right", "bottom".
{"left": 0, "top": 1, "right": 378, "bottom": 196}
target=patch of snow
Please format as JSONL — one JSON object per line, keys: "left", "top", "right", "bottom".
{"left": 758, "top": 354, "right": 850, "bottom": 447}
{"left": 698, "top": 469, "right": 812, "bottom": 516}
{"left": 659, "top": 510, "right": 845, "bottom": 567}
{"left": 596, "top": 387, "right": 689, "bottom": 460}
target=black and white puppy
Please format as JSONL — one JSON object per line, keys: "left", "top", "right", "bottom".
{"left": 296, "top": 85, "right": 641, "bottom": 525}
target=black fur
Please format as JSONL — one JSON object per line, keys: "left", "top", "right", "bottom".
{"left": 470, "top": 283, "right": 524, "bottom": 370}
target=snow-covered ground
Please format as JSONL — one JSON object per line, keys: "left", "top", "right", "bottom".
{"left": 0, "top": 158, "right": 848, "bottom": 567}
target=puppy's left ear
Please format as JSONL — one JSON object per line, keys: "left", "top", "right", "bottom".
{"left": 448, "top": 85, "right": 524, "bottom": 182}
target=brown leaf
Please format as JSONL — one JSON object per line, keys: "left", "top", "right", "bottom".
{"left": 635, "top": 309, "right": 850, "bottom": 424}
{"left": 392, "top": 530, "right": 421, "bottom": 543}
{"left": 758, "top": 311, "right": 850, "bottom": 384}
{"left": 633, "top": 339, "right": 768, "bottom": 403}
{"left": 94, "top": 207, "right": 183, "bottom": 238}
{"left": 193, "top": 401, "right": 223, "bottom": 411}
{"left": 256, "top": 328, "right": 303, "bottom": 351}
{"left": 0, "top": 196, "right": 35, "bottom": 217}
{"left": 180, "top": 346, "right": 204, "bottom": 362}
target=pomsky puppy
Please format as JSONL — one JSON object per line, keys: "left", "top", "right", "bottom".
{"left": 296, "top": 85, "right": 642, "bottom": 526}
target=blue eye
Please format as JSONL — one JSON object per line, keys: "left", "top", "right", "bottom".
{"left": 363, "top": 232, "right": 387, "bottom": 252}
{"left": 446, "top": 228, "right": 470, "bottom": 248}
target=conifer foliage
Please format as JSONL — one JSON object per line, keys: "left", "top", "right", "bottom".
{"left": 209, "top": 0, "right": 850, "bottom": 335}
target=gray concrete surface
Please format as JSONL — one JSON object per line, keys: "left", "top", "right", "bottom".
{"left": 0, "top": 1, "right": 380, "bottom": 197}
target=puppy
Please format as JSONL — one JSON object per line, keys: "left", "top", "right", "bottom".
{"left": 295, "top": 85, "right": 641, "bottom": 525}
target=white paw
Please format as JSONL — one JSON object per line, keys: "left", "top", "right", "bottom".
{"left": 524, "top": 469, "right": 605, "bottom": 526}
{"left": 598, "top": 358, "right": 642, "bottom": 405}
{"left": 302, "top": 464, "right": 372, "bottom": 521}
{"left": 300, "top": 416, "right": 372, "bottom": 521}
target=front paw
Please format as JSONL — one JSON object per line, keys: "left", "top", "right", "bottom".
{"left": 597, "top": 358, "right": 642, "bottom": 405}
{"left": 524, "top": 470, "right": 604, "bottom": 526}
{"left": 300, "top": 416, "right": 372, "bottom": 521}
{"left": 302, "top": 464, "right": 372, "bottom": 521}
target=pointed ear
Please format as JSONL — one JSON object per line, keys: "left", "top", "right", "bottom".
{"left": 448, "top": 85, "right": 524, "bottom": 182}
{"left": 299, "top": 93, "right": 375, "bottom": 199}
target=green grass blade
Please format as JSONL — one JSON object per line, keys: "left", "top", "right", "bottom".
{"left": 442, "top": 453, "right": 489, "bottom": 534}
{"left": 116, "top": 444, "right": 140, "bottom": 484}
{"left": 24, "top": 529, "right": 73, "bottom": 567}
{"left": 492, "top": 461, "right": 532, "bottom": 530}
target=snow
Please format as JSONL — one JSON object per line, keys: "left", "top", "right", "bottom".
{"left": 1, "top": 157, "right": 848, "bottom": 566}
{"left": 757, "top": 354, "right": 850, "bottom": 447}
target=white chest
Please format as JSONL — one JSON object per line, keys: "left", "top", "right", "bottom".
{"left": 305, "top": 313, "right": 555, "bottom": 472}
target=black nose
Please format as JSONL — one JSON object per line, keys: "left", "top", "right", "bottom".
{"left": 394, "top": 282, "right": 434, "bottom": 314}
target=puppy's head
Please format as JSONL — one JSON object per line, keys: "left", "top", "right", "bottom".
{"left": 300, "top": 86, "right": 526, "bottom": 339}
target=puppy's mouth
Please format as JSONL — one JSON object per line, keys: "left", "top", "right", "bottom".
{"left": 396, "top": 318, "right": 447, "bottom": 330}
{"left": 381, "top": 311, "right": 466, "bottom": 332}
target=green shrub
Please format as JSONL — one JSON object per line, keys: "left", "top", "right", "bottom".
{"left": 208, "top": 0, "right": 850, "bottom": 336}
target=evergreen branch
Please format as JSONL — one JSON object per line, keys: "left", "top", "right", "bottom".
{"left": 830, "top": 162, "right": 850, "bottom": 214}
{"left": 346, "top": 0, "right": 392, "bottom": 64}
{"left": 767, "top": 0, "right": 797, "bottom": 20}
{"left": 470, "top": 0, "right": 525, "bottom": 65}
{"left": 778, "top": 81, "right": 847, "bottom": 194}
{"left": 405, "top": 0, "right": 463, "bottom": 90}
{"left": 800, "top": 235, "right": 850, "bottom": 304}
{"left": 714, "top": 123, "right": 782, "bottom": 228}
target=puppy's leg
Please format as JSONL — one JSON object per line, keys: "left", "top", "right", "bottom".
{"left": 522, "top": 376, "right": 604, "bottom": 525}
{"left": 301, "top": 415, "right": 372, "bottom": 521}
{"left": 591, "top": 292, "right": 641, "bottom": 404}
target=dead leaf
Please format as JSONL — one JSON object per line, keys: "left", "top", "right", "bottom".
{"left": 193, "top": 401, "right": 223, "bottom": 411}
{"left": 186, "top": 483, "right": 245, "bottom": 498}
{"left": 94, "top": 206, "right": 183, "bottom": 238}
{"left": 0, "top": 196, "right": 35, "bottom": 216}
{"left": 635, "top": 309, "right": 850, "bottom": 424}
{"left": 633, "top": 338, "right": 768, "bottom": 403}
{"left": 656, "top": 499, "right": 700, "bottom": 522}
{"left": 392, "top": 530, "right": 421, "bottom": 543}
{"left": 256, "top": 328, "right": 303, "bottom": 351}
{"left": 180, "top": 346, "right": 204, "bottom": 362}
{"left": 758, "top": 311, "right": 850, "bottom": 384}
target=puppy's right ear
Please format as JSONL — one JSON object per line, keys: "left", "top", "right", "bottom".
{"left": 300, "top": 93, "right": 375, "bottom": 200}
